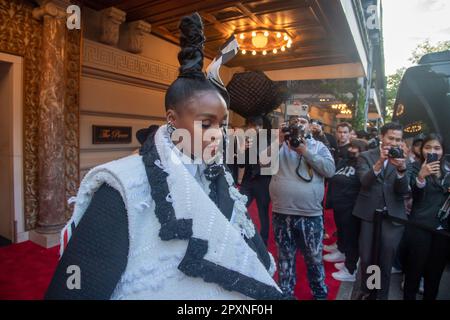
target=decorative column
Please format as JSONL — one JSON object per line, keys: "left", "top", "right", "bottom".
{"left": 126, "top": 20, "right": 151, "bottom": 54}
{"left": 32, "top": 0, "right": 68, "bottom": 235}
{"left": 99, "top": 7, "right": 126, "bottom": 46}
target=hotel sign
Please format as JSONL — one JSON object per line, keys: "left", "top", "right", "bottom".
{"left": 92, "top": 125, "right": 132, "bottom": 144}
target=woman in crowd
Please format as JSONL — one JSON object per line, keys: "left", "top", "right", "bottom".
{"left": 325, "top": 139, "right": 368, "bottom": 282}
{"left": 403, "top": 133, "right": 450, "bottom": 300}
{"left": 45, "top": 12, "right": 282, "bottom": 300}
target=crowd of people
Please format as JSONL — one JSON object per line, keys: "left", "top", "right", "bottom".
{"left": 233, "top": 116, "right": 450, "bottom": 300}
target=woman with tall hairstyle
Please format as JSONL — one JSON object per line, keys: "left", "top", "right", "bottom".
{"left": 45, "top": 13, "right": 282, "bottom": 300}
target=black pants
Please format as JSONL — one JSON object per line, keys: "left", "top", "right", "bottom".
{"left": 404, "top": 225, "right": 450, "bottom": 300}
{"left": 240, "top": 175, "right": 271, "bottom": 245}
{"left": 358, "top": 219, "right": 404, "bottom": 300}
{"left": 333, "top": 204, "right": 360, "bottom": 273}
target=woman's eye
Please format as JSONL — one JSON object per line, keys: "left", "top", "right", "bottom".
{"left": 202, "top": 122, "right": 211, "bottom": 128}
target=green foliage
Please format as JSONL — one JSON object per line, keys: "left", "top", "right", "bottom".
{"left": 352, "top": 87, "right": 366, "bottom": 131}
{"left": 318, "top": 80, "right": 358, "bottom": 104}
{"left": 385, "top": 67, "right": 405, "bottom": 122}
{"left": 409, "top": 40, "right": 450, "bottom": 64}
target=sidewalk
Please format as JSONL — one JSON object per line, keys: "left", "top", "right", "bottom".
{"left": 336, "top": 264, "right": 450, "bottom": 300}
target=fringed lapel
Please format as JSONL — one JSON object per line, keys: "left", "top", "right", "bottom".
{"left": 140, "top": 126, "right": 284, "bottom": 299}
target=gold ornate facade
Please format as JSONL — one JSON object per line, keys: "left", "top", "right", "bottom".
{"left": 0, "top": 0, "right": 80, "bottom": 231}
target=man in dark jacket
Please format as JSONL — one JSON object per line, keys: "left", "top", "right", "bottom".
{"left": 239, "top": 116, "right": 272, "bottom": 246}
{"left": 352, "top": 122, "right": 410, "bottom": 300}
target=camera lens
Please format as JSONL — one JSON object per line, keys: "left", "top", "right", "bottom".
{"left": 290, "top": 138, "right": 301, "bottom": 148}
{"left": 388, "top": 147, "right": 403, "bottom": 158}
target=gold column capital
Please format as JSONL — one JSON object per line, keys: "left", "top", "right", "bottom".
{"left": 32, "top": 0, "right": 69, "bottom": 20}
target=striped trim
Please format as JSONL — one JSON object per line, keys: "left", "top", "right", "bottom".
{"left": 59, "top": 220, "right": 78, "bottom": 257}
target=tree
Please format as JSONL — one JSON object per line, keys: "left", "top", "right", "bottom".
{"left": 385, "top": 67, "right": 405, "bottom": 122}
{"left": 409, "top": 39, "right": 450, "bottom": 64}
{"left": 352, "top": 86, "right": 366, "bottom": 131}
{"left": 384, "top": 40, "right": 450, "bottom": 121}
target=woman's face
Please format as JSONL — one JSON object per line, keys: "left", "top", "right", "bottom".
{"left": 167, "top": 90, "right": 228, "bottom": 162}
{"left": 422, "top": 139, "right": 443, "bottom": 161}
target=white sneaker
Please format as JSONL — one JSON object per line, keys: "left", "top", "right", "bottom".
{"left": 332, "top": 267, "right": 356, "bottom": 282}
{"left": 323, "top": 243, "right": 337, "bottom": 253}
{"left": 323, "top": 250, "right": 345, "bottom": 263}
{"left": 334, "top": 262, "right": 345, "bottom": 270}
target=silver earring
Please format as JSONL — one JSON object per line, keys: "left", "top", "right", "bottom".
{"left": 167, "top": 121, "right": 176, "bottom": 135}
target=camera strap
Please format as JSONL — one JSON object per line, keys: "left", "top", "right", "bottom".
{"left": 296, "top": 156, "right": 313, "bottom": 183}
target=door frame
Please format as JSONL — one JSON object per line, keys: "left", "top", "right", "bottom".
{"left": 0, "top": 52, "right": 26, "bottom": 243}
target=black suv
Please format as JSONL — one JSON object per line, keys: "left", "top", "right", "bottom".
{"left": 393, "top": 50, "right": 450, "bottom": 151}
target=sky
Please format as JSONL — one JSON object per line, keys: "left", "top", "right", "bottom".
{"left": 382, "top": 0, "right": 450, "bottom": 75}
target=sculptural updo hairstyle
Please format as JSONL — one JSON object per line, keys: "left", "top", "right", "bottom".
{"left": 165, "top": 13, "right": 221, "bottom": 111}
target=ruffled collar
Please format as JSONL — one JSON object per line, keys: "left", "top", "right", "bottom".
{"left": 139, "top": 125, "right": 286, "bottom": 299}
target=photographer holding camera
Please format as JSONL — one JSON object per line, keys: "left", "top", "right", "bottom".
{"left": 352, "top": 122, "right": 410, "bottom": 300}
{"left": 310, "top": 119, "right": 337, "bottom": 154}
{"left": 270, "top": 114, "right": 335, "bottom": 299}
{"left": 403, "top": 133, "right": 450, "bottom": 300}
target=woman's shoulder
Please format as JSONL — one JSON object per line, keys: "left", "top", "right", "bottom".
{"left": 81, "top": 154, "right": 148, "bottom": 192}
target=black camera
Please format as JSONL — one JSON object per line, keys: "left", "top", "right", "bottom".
{"left": 367, "top": 137, "right": 380, "bottom": 149}
{"left": 282, "top": 124, "right": 306, "bottom": 148}
{"left": 388, "top": 146, "right": 404, "bottom": 159}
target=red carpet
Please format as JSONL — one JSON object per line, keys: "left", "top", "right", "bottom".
{"left": 0, "top": 204, "right": 340, "bottom": 300}
{"left": 0, "top": 241, "right": 59, "bottom": 300}
{"left": 247, "top": 201, "right": 340, "bottom": 300}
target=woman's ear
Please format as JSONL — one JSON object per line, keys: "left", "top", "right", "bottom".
{"left": 166, "top": 109, "right": 177, "bottom": 126}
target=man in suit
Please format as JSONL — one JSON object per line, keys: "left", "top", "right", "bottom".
{"left": 352, "top": 122, "right": 410, "bottom": 299}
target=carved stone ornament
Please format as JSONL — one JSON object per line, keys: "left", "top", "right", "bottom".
{"left": 100, "top": 6, "right": 126, "bottom": 46}
{"left": 126, "top": 20, "right": 151, "bottom": 54}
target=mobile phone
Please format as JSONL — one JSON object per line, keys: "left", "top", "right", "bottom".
{"left": 426, "top": 153, "right": 438, "bottom": 163}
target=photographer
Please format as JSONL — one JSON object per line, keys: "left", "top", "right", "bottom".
{"left": 270, "top": 114, "right": 335, "bottom": 299}
{"left": 352, "top": 122, "right": 410, "bottom": 300}
{"left": 310, "top": 118, "right": 337, "bottom": 154}
{"left": 403, "top": 133, "right": 450, "bottom": 300}
{"left": 367, "top": 127, "right": 380, "bottom": 150}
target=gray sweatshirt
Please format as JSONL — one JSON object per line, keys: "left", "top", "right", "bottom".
{"left": 269, "top": 138, "right": 335, "bottom": 217}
